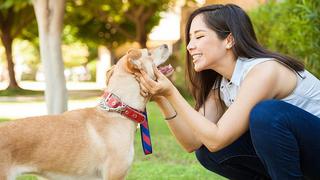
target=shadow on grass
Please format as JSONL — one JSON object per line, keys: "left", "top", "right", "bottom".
{"left": 0, "top": 88, "right": 43, "bottom": 97}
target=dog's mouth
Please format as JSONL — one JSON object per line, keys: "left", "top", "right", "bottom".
{"left": 157, "top": 64, "right": 174, "bottom": 76}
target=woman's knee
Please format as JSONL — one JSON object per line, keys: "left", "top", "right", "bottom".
{"left": 249, "top": 100, "right": 285, "bottom": 130}
{"left": 249, "top": 100, "right": 289, "bottom": 143}
{"left": 195, "top": 145, "right": 222, "bottom": 171}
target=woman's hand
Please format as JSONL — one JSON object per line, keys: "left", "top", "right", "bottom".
{"left": 135, "top": 64, "right": 175, "bottom": 99}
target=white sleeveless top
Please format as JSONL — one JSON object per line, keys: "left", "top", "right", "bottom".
{"left": 215, "top": 57, "right": 320, "bottom": 118}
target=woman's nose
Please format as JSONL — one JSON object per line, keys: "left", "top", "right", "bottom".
{"left": 187, "top": 40, "right": 195, "bottom": 52}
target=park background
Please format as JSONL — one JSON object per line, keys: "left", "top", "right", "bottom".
{"left": 0, "top": 0, "right": 319, "bottom": 179}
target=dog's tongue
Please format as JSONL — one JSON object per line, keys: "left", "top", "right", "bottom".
{"left": 158, "top": 64, "right": 174, "bottom": 76}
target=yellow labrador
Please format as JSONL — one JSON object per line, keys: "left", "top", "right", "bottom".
{"left": 0, "top": 44, "right": 172, "bottom": 180}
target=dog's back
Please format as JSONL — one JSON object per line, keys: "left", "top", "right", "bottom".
{"left": 0, "top": 107, "right": 137, "bottom": 180}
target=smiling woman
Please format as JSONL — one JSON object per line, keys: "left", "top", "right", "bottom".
{"left": 135, "top": 3, "right": 320, "bottom": 180}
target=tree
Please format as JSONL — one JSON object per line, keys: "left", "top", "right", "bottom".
{"left": 123, "top": 0, "right": 174, "bottom": 48}
{"left": 32, "top": 0, "right": 67, "bottom": 114}
{"left": 0, "top": 0, "right": 35, "bottom": 89}
{"left": 66, "top": 0, "right": 175, "bottom": 49}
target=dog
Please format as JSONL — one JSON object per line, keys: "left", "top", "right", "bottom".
{"left": 0, "top": 44, "right": 172, "bottom": 180}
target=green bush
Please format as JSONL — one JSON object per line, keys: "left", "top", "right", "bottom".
{"left": 249, "top": 0, "right": 320, "bottom": 78}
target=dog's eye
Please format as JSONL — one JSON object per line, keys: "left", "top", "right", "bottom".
{"left": 148, "top": 51, "right": 151, "bottom": 56}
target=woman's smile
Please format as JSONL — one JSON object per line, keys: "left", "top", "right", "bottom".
{"left": 192, "top": 53, "right": 203, "bottom": 63}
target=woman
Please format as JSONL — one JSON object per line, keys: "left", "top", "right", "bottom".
{"left": 135, "top": 4, "right": 320, "bottom": 180}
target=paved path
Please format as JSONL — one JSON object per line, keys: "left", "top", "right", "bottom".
{"left": 0, "top": 100, "right": 99, "bottom": 119}
{"left": 0, "top": 81, "right": 104, "bottom": 119}
{"left": 0, "top": 81, "right": 103, "bottom": 91}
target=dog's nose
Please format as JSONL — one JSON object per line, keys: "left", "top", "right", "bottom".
{"left": 163, "top": 44, "right": 168, "bottom": 49}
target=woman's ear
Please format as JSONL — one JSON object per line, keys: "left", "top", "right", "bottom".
{"left": 225, "top": 33, "right": 235, "bottom": 49}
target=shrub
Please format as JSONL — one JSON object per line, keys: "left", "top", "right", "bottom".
{"left": 249, "top": 0, "right": 320, "bottom": 78}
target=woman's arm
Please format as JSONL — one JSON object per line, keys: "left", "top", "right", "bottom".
{"left": 138, "top": 61, "right": 289, "bottom": 152}
{"left": 153, "top": 89, "right": 224, "bottom": 152}
{"left": 164, "top": 63, "right": 281, "bottom": 152}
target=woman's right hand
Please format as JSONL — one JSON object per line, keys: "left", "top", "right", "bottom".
{"left": 135, "top": 64, "right": 175, "bottom": 99}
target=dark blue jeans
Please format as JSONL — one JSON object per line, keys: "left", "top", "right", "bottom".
{"left": 195, "top": 100, "right": 320, "bottom": 180}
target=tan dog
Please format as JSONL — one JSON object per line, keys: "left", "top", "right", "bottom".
{"left": 0, "top": 44, "right": 171, "bottom": 180}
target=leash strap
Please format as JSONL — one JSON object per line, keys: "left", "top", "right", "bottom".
{"left": 140, "top": 111, "right": 152, "bottom": 155}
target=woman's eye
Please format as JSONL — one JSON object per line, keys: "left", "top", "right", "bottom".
{"left": 196, "top": 36, "right": 204, "bottom": 39}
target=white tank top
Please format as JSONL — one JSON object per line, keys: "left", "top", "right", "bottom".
{"left": 215, "top": 57, "right": 320, "bottom": 118}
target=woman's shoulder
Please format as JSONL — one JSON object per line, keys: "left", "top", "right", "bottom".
{"left": 236, "top": 57, "right": 277, "bottom": 83}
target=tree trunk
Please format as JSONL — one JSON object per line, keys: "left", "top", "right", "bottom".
{"left": 1, "top": 33, "right": 20, "bottom": 89}
{"left": 110, "top": 49, "right": 116, "bottom": 65}
{"left": 33, "top": 0, "right": 67, "bottom": 114}
{"left": 136, "top": 21, "right": 147, "bottom": 48}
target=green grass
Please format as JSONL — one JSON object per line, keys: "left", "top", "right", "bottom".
{"left": 0, "top": 102, "right": 225, "bottom": 180}
{"left": 0, "top": 118, "right": 10, "bottom": 123}
{"left": 0, "top": 88, "right": 43, "bottom": 96}
{"left": 127, "top": 102, "right": 225, "bottom": 179}
{"left": 16, "top": 176, "right": 38, "bottom": 180}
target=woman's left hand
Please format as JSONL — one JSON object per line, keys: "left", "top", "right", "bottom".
{"left": 135, "top": 64, "right": 175, "bottom": 98}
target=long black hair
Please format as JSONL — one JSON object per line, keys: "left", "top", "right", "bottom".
{"left": 185, "top": 4, "right": 304, "bottom": 111}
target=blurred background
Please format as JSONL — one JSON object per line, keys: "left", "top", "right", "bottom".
{"left": 1, "top": 0, "right": 319, "bottom": 96}
{"left": 0, "top": 0, "right": 319, "bottom": 179}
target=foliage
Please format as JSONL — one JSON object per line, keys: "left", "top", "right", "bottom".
{"left": 0, "top": 0, "right": 35, "bottom": 88}
{"left": 249, "top": 0, "right": 320, "bottom": 78}
{"left": 1, "top": 0, "right": 178, "bottom": 83}
{"left": 65, "top": 0, "right": 176, "bottom": 49}
{"left": 0, "top": 0, "right": 35, "bottom": 40}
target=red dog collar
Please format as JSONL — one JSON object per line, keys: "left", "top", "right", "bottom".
{"left": 99, "top": 91, "right": 146, "bottom": 123}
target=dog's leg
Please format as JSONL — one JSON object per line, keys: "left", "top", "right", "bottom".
{"left": 0, "top": 166, "right": 8, "bottom": 180}
{"left": 104, "top": 167, "right": 127, "bottom": 180}
{"left": 0, "top": 174, "right": 7, "bottom": 180}
{"left": 0, "top": 151, "right": 10, "bottom": 180}
{"left": 103, "top": 157, "right": 132, "bottom": 180}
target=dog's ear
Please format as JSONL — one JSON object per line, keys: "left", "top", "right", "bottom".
{"left": 106, "top": 65, "right": 115, "bottom": 85}
{"left": 127, "top": 49, "right": 142, "bottom": 70}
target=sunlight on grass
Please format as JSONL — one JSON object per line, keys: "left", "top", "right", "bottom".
{"left": 16, "top": 175, "right": 38, "bottom": 180}
{"left": 0, "top": 118, "right": 10, "bottom": 122}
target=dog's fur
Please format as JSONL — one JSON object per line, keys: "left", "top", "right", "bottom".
{"left": 0, "top": 45, "right": 170, "bottom": 180}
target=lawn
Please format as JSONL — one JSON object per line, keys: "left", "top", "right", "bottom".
{"left": 0, "top": 102, "right": 226, "bottom": 180}
{"left": 0, "top": 88, "right": 43, "bottom": 97}
{"left": 0, "top": 118, "right": 10, "bottom": 122}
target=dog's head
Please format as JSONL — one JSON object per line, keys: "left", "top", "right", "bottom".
{"left": 125, "top": 44, "right": 172, "bottom": 80}
{"left": 106, "top": 44, "right": 173, "bottom": 86}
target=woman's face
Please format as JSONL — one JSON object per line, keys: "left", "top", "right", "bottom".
{"left": 187, "top": 14, "right": 228, "bottom": 72}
